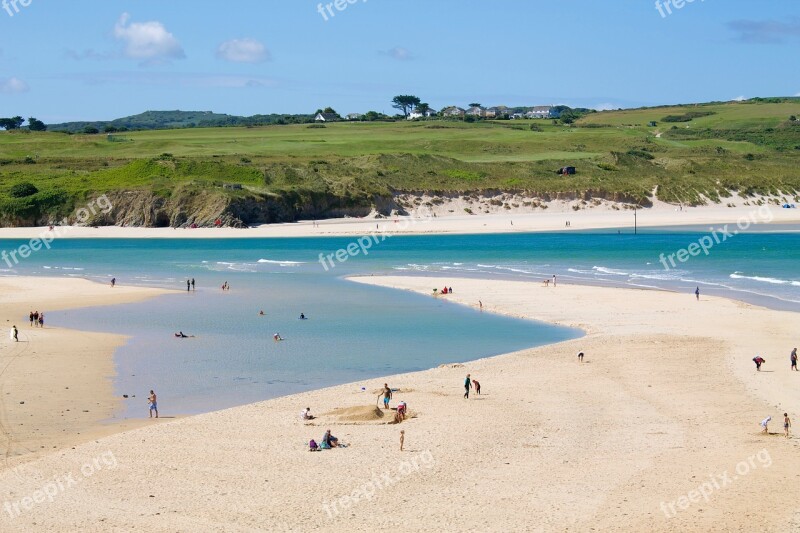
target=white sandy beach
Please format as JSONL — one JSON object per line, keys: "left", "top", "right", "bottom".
{"left": 0, "top": 275, "right": 798, "bottom": 531}
{"left": 0, "top": 201, "right": 797, "bottom": 240}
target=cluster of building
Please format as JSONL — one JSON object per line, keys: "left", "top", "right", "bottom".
{"left": 315, "top": 105, "right": 557, "bottom": 123}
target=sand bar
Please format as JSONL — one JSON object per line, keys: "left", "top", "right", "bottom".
{"left": 0, "top": 276, "right": 798, "bottom": 531}
{"left": 0, "top": 277, "right": 172, "bottom": 462}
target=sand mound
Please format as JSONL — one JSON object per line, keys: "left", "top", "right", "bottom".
{"left": 327, "top": 405, "right": 385, "bottom": 422}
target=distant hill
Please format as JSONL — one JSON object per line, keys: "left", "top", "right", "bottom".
{"left": 48, "top": 110, "right": 316, "bottom": 133}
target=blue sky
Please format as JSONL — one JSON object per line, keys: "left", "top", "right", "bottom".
{"left": 0, "top": 0, "right": 798, "bottom": 123}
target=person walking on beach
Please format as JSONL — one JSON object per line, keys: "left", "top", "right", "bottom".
{"left": 400, "top": 430, "right": 405, "bottom": 452}
{"left": 191, "top": 278, "right": 195, "bottom": 291}
{"left": 473, "top": 379, "right": 481, "bottom": 395}
{"left": 784, "top": 413, "right": 791, "bottom": 438}
{"left": 479, "top": 300, "right": 483, "bottom": 311}
{"left": 464, "top": 374, "right": 472, "bottom": 399}
{"left": 187, "top": 279, "right": 191, "bottom": 291}
{"left": 28, "top": 311, "right": 33, "bottom": 327}
{"left": 753, "top": 356, "right": 766, "bottom": 371}
{"left": 381, "top": 383, "right": 392, "bottom": 409}
{"left": 552, "top": 275, "right": 557, "bottom": 287}
{"left": 761, "top": 416, "right": 771, "bottom": 434}
{"left": 11, "top": 325, "right": 18, "bottom": 342}
{"left": 578, "top": 351, "right": 585, "bottom": 363}
{"left": 695, "top": 287, "right": 700, "bottom": 300}
{"left": 38, "top": 313, "right": 44, "bottom": 328}
{"left": 32, "top": 311, "right": 39, "bottom": 328}
{"left": 791, "top": 348, "right": 797, "bottom": 371}
{"left": 110, "top": 277, "right": 116, "bottom": 288}
{"left": 148, "top": 390, "right": 158, "bottom": 418}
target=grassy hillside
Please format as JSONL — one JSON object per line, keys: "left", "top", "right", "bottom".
{"left": 1, "top": 99, "right": 799, "bottom": 226}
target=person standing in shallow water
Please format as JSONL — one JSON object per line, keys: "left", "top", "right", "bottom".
{"left": 695, "top": 287, "right": 700, "bottom": 300}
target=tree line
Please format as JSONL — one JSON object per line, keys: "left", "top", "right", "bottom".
{"left": 0, "top": 116, "right": 47, "bottom": 131}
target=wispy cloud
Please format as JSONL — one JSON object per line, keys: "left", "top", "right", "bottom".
{"left": 727, "top": 18, "right": 800, "bottom": 44}
{"left": 216, "top": 38, "right": 271, "bottom": 63}
{"left": 381, "top": 47, "right": 413, "bottom": 61}
{"left": 0, "top": 77, "right": 30, "bottom": 94}
{"left": 113, "top": 13, "right": 185, "bottom": 64}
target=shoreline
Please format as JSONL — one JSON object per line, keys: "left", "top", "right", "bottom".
{"left": 0, "top": 202, "right": 799, "bottom": 239}
{"left": 0, "top": 276, "right": 798, "bottom": 530}
{"left": 0, "top": 277, "right": 172, "bottom": 464}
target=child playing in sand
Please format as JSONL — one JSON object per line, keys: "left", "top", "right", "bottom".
{"left": 473, "top": 380, "right": 481, "bottom": 395}
{"left": 761, "top": 416, "right": 771, "bottom": 434}
{"left": 785, "top": 413, "right": 791, "bottom": 438}
{"left": 753, "top": 356, "right": 765, "bottom": 371}
{"left": 400, "top": 430, "right": 405, "bottom": 451}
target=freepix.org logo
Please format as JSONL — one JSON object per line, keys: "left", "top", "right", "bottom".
{"left": 2, "top": 0, "right": 33, "bottom": 18}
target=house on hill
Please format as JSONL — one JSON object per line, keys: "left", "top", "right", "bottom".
{"left": 315, "top": 112, "right": 339, "bottom": 122}
{"left": 466, "top": 106, "right": 485, "bottom": 117}
{"left": 526, "top": 106, "right": 554, "bottom": 119}
{"left": 346, "top": 113, "right": 364, "bottom": 121}
{"left": 441, "top": 106, "right": 466, "bottom": 117}
{"left": 408, "top": 108, "right": 437, "bottom": 120}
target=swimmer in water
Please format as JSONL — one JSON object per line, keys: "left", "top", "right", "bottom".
{"left": 259, "top": 310, "right": 265, "bottom": 316}
{"left": 300, "top": 313, "right": 306, "bottom": 320}
{"left": 273, "top": 333, "right": 283, "bottom": 341}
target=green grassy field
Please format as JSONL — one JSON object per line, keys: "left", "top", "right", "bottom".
{"left": 1, "top": 99, "right": 799, "bottom": 225}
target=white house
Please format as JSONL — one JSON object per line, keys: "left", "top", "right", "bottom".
{"left": 408, "top": 108, "right": 437, "bottom": 120}
{"left": 466, "top": 106, "right": 484, "bottom": 117}
{"left": 314, "top": 112, "right": 339, "bottom": 122}
{"left": 345, "top": 113, "right": 364, "bottom": 121}
{"left": 525, "top": 106, "right": 554, "bottom": 119}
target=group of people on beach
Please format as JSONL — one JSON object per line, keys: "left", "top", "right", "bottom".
{"left": 28, "top": 310, "right": 44, "bottom": 328}
{"left": 752, "top": 347, "right": 799, "bottom": 371}
{"left": 753, "top": 347, "right": 799, "bottom": 438}
{"left": 760, "top": 413, "right": 791, "bottom": 438}
{"left": 434, "top": 286, "right": 454, "bottom": 295}
{"left": 186, "top": 278, "right": 195, "bottom": 291}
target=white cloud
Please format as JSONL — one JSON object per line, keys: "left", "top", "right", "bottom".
{"left": 381, "top": 47, "right": 413, "bottom": 61}
{"left": 593, "top": 103, "right": 618, "bottom": 111}
{"left": 733, "top": 95, "right": 747, "bottom": 101}
{"left": 113, "top": 13, "right": 185, "bottom": 63}
{"left": 795, "top": 92, "right": 800, "bottom": 97}
{"left": 0, "top": 77, "right": 29, "bottom": 94}
{"left": 216, "top": 38, "right": 270, "bottom": 63}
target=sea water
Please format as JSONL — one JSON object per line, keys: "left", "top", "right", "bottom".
{"left": 2, "top": 229, "right": 798, "bottom": 416}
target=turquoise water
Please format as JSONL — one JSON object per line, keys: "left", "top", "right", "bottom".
{"left": 2, "top": 230, "right": 799, "bottom": 416}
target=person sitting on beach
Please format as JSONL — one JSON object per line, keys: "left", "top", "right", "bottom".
{"left": 753, "top": 356, "right": 766, "bottom": 371}
{"left": 432, "top": 288, "right": 438, "bottom": 295}
{"left": 309, "top": 439, "right": 320, "bottom": 452}
{"left": 300, "top": 407, "right": 315, "bottom": 420}
{"left": 321, "top": 429, "right": 338, "bottom": 448}
{"left": 442, "top": 287, "right": 448, "bottom": 295}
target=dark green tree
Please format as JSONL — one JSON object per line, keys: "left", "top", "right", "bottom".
{"left": 27, "top": 117, "right": 47, "bottom": 131}
{"left": 0, "top": 116, "right": 25, "bottom": 130}
{"left": 391, "top": 95, "right": 421, "bottom": 118}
